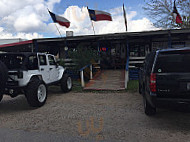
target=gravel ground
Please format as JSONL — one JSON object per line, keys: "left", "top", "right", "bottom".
{"left": 0, "top": 88, "right": 190, "bottom": 142}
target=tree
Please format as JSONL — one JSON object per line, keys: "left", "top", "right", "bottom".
{"left": 143, "top": 0, "right": 190, "bottom": 29}
{"left": 68, "top": 46, "right": 100, "bottom": 70}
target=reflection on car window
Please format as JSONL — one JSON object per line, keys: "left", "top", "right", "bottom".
{"left": 28, "top": 55, "right": 38, "bottom": 70}
{"left": 155, "top": 53, "right": 190, "bottom": 73}
{"left": 39, "top": 55, "right": 47, "bottom": 65}
{"left": 48, "top": 55, "right": 56, "bottom": 65}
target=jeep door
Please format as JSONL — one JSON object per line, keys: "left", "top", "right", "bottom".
{"left": 47, "top": 55, "right": 59, "bottom": 83}
{"left": 38, "top": 54, "right": 50, "bottom": 84}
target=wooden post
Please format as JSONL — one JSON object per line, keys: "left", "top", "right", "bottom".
{"left": 90, "top": 64, "right": 93, "bottom": 80}
{"left": 125, "top": 70, "right": 129, "bottom": 89}
{"left": 80, "top": 70, "right": 85, "bottom": 87}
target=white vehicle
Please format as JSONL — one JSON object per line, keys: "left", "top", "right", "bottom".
{"left": 0, "top": 52, "right": 72, "bottom": 107}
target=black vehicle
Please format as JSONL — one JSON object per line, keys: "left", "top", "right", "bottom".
{"left": 139, "top": 47, "right": 190, "bottom": 115}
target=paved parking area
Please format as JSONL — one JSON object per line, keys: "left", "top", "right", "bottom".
{"left": 0, "top": 89, "right": 190, "bottom": 142}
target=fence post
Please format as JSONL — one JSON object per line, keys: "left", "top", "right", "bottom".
{"left": 125, "top": 70, "right": 129, "bottom": 89}
{"left": 80, "top": 70, "right": 85, "bottom": 87}
{"left": 90, "top": 64, "right": 93, "bottom": 80}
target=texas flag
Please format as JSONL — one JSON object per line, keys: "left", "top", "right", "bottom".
{"left": 48, "top": 10, "right": 70, "bottom": 28}
{"left": 173, "top": 1, "right": 182, "bottom": 24}
{"left": 87, "top": 8, "right": 112, "bottom": 22}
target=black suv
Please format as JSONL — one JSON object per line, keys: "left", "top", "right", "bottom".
{"left": 139, "top": 47, "right": 190, "bottom": 115}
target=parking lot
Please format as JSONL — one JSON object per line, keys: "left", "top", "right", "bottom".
{"left": 0, "top": 88, "right": 190, "bottom": 142}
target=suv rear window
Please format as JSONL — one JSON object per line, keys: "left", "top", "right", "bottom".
{"left": 0, "top": 54, "right": 25, "bottom": 70}
{"left": 154, "top": 52, "right": 190, "bottom": 73}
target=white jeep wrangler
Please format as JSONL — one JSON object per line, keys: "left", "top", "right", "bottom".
{"left": 0, "top": 52, "right": 72, "bottom": 107}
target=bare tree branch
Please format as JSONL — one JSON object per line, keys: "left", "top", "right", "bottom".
{"left": 143, "top": 0, "right": 190, "bottom": 29}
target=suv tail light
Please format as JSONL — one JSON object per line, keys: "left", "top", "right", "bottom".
{"left": 150, "top": 73, "right": 156, "bottom": 92}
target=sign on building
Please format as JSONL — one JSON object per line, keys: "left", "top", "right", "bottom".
{"left": 66, "top": 31, "right": 73, "bottom": 37}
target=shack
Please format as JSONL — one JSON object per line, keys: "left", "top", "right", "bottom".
{"left": 0, "top": 28, "right": 190, "bottom": 80}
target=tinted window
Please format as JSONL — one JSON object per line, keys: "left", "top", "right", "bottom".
{"left": 0, "top": 54, "right": 25, "bottom": 70}
{"left": 144, "top": 52, "right": 156, "bottom": 73}
{"left": 154, "top": 53, "right": 190, "bottom": 73}
{"left": 28, "top": 55, "right": 38, "bottom": 70}
{"left": 48, "top": 55, "right": 56, "bottom": 65}
{"left": 39, "top": 55, "right": 47, "bottom": 65}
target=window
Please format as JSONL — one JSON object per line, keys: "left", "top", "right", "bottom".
{"left": 28, "top": 55, "right": 38, "bottom": 70}
{"left": 39, "top": 55, "right": 47, "bottom": 65}
{"left": 48, "top": 55, "right": 56, "bottom": 65}
{"left": 145, "top": 52, "right": 156, "bottom": 73}
{"left": 154, "top": 53, "right": 190, "bottom": 73}
{"left": 0, "top": 54, "right": 25, "bottom": 69}
{"left": 130, "top": 45, "right": 145, "bottom": 57}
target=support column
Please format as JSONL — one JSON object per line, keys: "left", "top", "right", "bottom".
{"left": 125, "top": 39, "right": 129, "bottom": 89}
{"left": 168, "top": 30, "right": 172, "bottom": 48}
{"left": 80, "top": 70, "right": 85, "bottom": 87}
{"left": 33, "top": 39, "right": 38, "bottom": 52}
{"left": 90, "top": 65, "right": 93, "bottom": 80}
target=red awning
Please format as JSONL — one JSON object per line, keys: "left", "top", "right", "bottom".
{"left": 0, "top": 40, "right": 33, "bottom": 48}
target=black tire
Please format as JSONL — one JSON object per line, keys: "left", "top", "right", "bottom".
{"left": 0, "top": 60, "right": 8, "bottom": 96}
{"left": 0, "top": 95, "right": 3, "bottom": 102}
{"left": 60, "top": 74, "right": 72, "bottom": 93}
{"left": 25, "top": 78, "right": 47, "bottom": 107}
{"left": 143, "top": 96, "right": 156, "bottom": 116}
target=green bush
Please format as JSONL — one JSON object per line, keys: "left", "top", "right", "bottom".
{"left": 68, "top": 46, "right": 100, "bottom": 70}
{"left": 127, "top": 80, "right": 139, "bottom": 92}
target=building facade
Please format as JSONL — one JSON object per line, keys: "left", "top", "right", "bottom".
{"left": 0, "top": 29, "right": 190, "bottom": 70}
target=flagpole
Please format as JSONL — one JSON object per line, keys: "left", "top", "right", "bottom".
{"left": 54, "top": 23, "right": 63, "bottom": 37}
{"left": 123, "top": 3, "right": 127, "bottom": 32}
{"left": 91, "top": 21, "right": 96, "bottom": 35}
{"left": 47, "top": 8, "right": 62, "bottom": 38}
{"left": 87, "top": 6, "right": 96, "bottom": 35}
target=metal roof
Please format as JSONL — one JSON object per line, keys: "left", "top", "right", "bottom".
{"left": 0, "top": 28, "right": 190, "bottom": 51}
{"left": 0, "top": 40, "right": 32, "bottom": 48}
{"left": 35, "top": 28, "right": 190, "bottom": 42}
{"left": 0, "top": 52, "right": 37, "bottom": 56}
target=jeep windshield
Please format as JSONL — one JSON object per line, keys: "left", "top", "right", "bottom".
{"left": 154, "top": 51, "right": 190, "bottom": 73}
{"left": 0, "top": 54, "right": 26, "bottom": 70}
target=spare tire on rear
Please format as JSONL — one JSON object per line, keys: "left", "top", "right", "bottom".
{"left": 0, "top": 60, "right": 8, "bottom": 99}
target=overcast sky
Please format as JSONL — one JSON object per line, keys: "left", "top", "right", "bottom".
{"left": 0, "top": 0, "right": 159, "bottom": 39}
